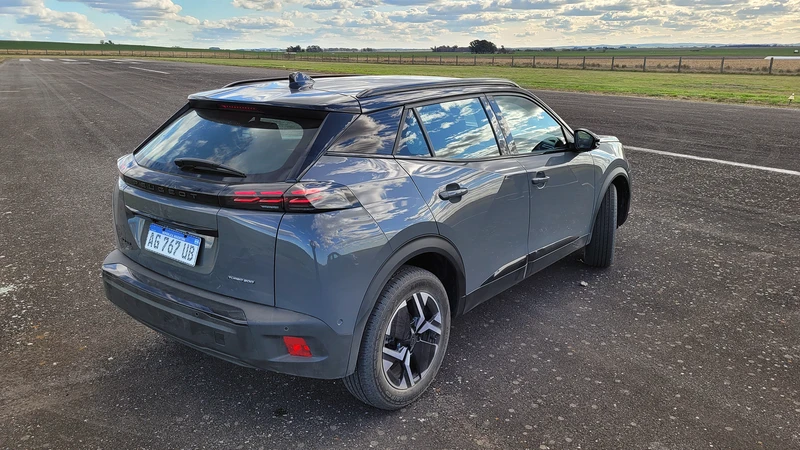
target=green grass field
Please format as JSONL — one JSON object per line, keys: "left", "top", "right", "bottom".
{"left": 2, "top": 40, "right": 799, "bottom": 58}
{"left": 157, "top": 57, "right": 799, "bottom": 107}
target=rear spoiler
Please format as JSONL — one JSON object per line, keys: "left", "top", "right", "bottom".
{"left": 223, "top": 74, "right": 357, "bottom": 88}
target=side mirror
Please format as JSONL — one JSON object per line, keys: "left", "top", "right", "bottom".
{"left": 573, "top": 128, "right": 600, "bottom": 151}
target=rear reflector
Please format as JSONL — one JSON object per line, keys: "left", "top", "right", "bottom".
{"left": 283, "top": 336, "right": 312, "bottom": 357}
{"left": 219, "top": 182, "right": 359, "bottom": 213}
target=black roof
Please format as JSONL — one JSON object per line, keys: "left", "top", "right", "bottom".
{"left": 188, "top": 75, "right": 522, "bottom": 114}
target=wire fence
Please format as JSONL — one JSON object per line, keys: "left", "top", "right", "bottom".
{"left": 4, "top": 48, "right": 800, "bottom": 75}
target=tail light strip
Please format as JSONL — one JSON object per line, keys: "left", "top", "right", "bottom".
{"left": 222, "top": 182, "right": 360, "bottom": 213}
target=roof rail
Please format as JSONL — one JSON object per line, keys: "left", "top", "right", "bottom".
{"left": 355, "top": 78, "right": 520, "bottom": 99}
{"left": 223, "top": 73, "right": 358, "bottom": 88}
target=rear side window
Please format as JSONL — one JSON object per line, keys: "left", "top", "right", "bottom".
{"left": 416, "top": 98, "right": 500, "bottom": 160}
{"left": 135, "top": 108, "right": 323, "bottom": 182}
{"left": 396, "top": 110, "right": 432, "bottom": 157}
{"left": 327, "top": 107, "right": 402, "bottom": 155}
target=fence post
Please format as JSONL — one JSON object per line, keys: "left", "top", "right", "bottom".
{"left": 643, "top": 56, "right": 647, "bottom": 72}
{"left": 610, "top": 56, "right": 614, "bottom": 70}
{"left": 27, "top": 49, "right": 29, "bottom": 55}
{"left": 511, "top": 55, "right": 514, "bottom": 67}
{"left": 425, "top": 55, "right": 427, "bottom": 64}
{"left": 532, "top": 56, "right": 535, "bottom": 67}
{"left": 769, "top": 57, "right": 774, "bottom": 74}
{"left": 678, "top": 56, "right": 682, "bottom": 73}
{"left": 491, "top": 56, "right": 494, "bottom": 66}
{"left": 440, "top": 55, "right": 442, "bottom": 64}
{"left": 456, "top": 55, "right": 458, "bottom": 65}
{"left": 556, "top": 56, "right": 559, "bottom": 69}
{"left": 474, "top": 55, "right": 476, "bottom": 66}
{"left": 400, "top": 55, "right": 402, "bottom": 64}
{"left": 582, "top": 55, "right": 586, "bottom": 69}
{"left": 720, "top": 57, "right": 725, "bottom": 73}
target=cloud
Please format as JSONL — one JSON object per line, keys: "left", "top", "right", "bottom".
{"left": 305, "top": 0, "right": 355, "bottom": 10}
{"left": 195, "top": 15, "right": 294, "bottom": 40}
{"left": 0, "top": 0, "right": 105, "bottom": 37}
{"left": 231, "top": 0, "right": 283, "bottom": 10}
{"left": 60, "top": 0, "right": 199, "bottom": 26}
{"left": 514, "top": 30, "right": 537, "bottom": 37}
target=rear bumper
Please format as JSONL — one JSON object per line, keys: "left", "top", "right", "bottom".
{"left": 101, "top": 250, "right": 352, "bottom": 379}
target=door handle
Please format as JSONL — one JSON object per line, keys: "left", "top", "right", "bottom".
{"left": 531, "top": 176, "right": 550, "bottom": 185}
{"left": 439, "top": 188, "right": 469, "bottom": 200}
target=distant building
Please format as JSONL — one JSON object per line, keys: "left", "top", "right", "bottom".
{"left": 209, "top": 47, "right": 221, "bottom": 50}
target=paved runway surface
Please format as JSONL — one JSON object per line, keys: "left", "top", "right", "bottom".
{"left": 1, "top": 58, "right": 799, "bottom": 449}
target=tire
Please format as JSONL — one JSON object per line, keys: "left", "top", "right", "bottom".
{"left": 343, "top": 266, "right": 451, "bottom": 410}
{"left": 584, "top": 184, "right": 618, "bottom": 268}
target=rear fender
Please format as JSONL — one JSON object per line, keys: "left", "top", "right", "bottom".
{"left": 345, "top": 235, "right": 466, "bottom": 375}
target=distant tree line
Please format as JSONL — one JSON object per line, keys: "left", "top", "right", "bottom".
{"left": 429, "top": 40, "right": 516, "bottom": 54}
{"left": 285, "top": 45, "right": 362, "bottom": 53}
{"left": 431, "top": 45, "right": 464, "bottom": 53}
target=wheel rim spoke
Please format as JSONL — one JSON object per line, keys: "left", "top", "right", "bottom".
{"left": 403, "top": 349, "right": 416, "bottom": 388}
{"left": 411, "top": 292, "right": 427, "bottom": 328}
{"left": 416, "top": 311, "right": 442, "bottom": 336}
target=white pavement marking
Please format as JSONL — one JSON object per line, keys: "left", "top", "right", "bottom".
{"left": 0, "top": 91, "right": 20, "bottom": 93}
{"left": 129, "top": 66, "right": 169, "bottom": 75}
{"left": 20, "top": 58, "right": 30, "bottom": 62}
{"left": 59, "top": 59, "right": 77, "bottom": 62}
{"left": 64, "top": 62, "right": 90, "bottom": 65}
{"left": 41, "top": 58, "right": 53, "bottom": 61}
{"left": 626, "top": 146, "right": 800, "bottom": 177}
{"left": 90, "top": 59, "right": 107, "bottom": 62}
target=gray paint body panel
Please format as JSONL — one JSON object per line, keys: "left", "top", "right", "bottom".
{"left": 396, "top": 158, "right": 530, "bottom": 294}
{"left": 515, "top": 150, "right": 596, "bottom": 259}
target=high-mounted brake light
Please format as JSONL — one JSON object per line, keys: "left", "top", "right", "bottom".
{"left": 219, "top": 103, "right": 260, "bottom": 112}
{"left": 219, "top": 182, "right": 360, "bottom": 213}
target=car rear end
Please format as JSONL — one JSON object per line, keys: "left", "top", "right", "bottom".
{"left": 102, "top": 87, "right": 380, "bottom": 379}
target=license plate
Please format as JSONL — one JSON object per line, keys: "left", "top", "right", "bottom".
{"left": 144, "top": 224, "right": 202, "bottom": 266}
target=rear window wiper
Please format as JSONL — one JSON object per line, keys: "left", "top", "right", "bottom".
{"left": 174, "top": 158, "right": 247, "bottom": 178}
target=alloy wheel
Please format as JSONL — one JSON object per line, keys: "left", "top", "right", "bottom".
{"left": 382, "top": 291, "right": 443, "bottom": 390}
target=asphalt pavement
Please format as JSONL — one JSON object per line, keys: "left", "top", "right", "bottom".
{"left": 1, "top": 58, "right": 799, "bottom": 449}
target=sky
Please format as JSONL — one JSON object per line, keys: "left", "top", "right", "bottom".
{"left": 0, "top": 0, "right": 799, "bottom": 49}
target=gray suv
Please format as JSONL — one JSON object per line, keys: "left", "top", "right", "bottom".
{"left": 102, "top": 73, "right": 631, "bottom": 409}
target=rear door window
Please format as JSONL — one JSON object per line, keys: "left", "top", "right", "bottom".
{"left": 416, "top": 98, "right": 500, "bottom": 160}
{"left": 135, "top": 108, "right": 323, "bottom": 182}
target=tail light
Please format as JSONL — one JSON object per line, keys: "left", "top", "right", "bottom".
{"left": 219, "top": 182, "right": 360, "bottom": 213}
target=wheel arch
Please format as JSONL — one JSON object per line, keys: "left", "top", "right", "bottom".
{"left": 594, "top": 164, "right": 631, "bottom": 227}
{"left": 344, "top": 235, "right": 467, "bottom": 375}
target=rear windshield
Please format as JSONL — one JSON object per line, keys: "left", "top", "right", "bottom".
{"left": 134, "top": 108, "right": 323, "bottom": 182}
